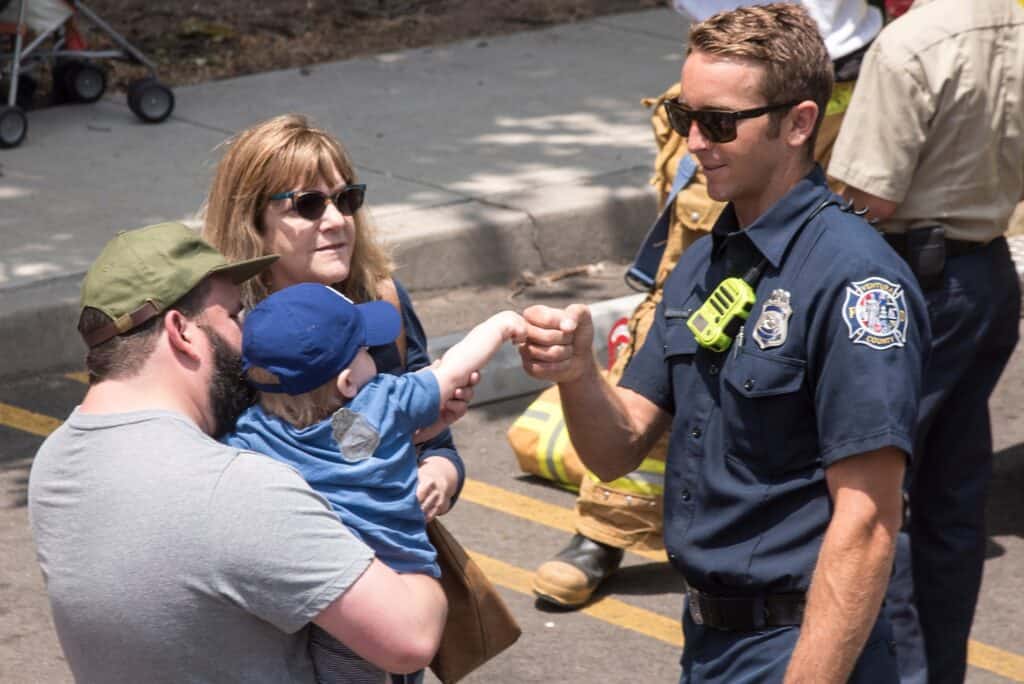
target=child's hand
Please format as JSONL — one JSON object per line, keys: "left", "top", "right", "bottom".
{"left": 416, "top": 457, "right": 458, "bottom": 522}
{"left": 491, "top": 310, "right": 528, "bottom": 345}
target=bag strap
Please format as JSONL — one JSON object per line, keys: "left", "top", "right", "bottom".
{"left": 625, "top": 153, "right": 699, "bottom": 292}
{"left": 377, "top": 278, "right": 408, "bottom": 366}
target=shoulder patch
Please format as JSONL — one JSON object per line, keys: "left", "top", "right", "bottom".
{"left": 843, "top": 277, "right": 908, "bottom": 350}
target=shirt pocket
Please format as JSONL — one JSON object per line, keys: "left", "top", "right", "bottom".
{"left": 721, "top": 345, "right": 817, "bottom": 476}
{"left": 663, "top": 297, "right": 701, "bottom": 361}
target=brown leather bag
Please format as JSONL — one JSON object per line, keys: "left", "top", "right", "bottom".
{"left": 427, "top": 519, "right": 522, "bottom": 683}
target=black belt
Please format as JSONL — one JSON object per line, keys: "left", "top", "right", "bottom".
{"left": 687, "top": 587, "right": 806, "bottom": 631}
{"left": 883, "top": 233, "right": 984, "bottom": 259}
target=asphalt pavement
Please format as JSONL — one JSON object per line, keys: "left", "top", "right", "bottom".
{"left": 2, "top": 6, "right": 1024, "bottom": 682}
{"left": 2, "top": 279, "right": 1023, "bottom": 683}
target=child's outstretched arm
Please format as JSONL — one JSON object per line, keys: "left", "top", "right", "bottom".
{"left": 426, "top": 310, "right": 527, "bottom": 404}
{"left": 411, "top": 311, "right": 525, "bottom": 448}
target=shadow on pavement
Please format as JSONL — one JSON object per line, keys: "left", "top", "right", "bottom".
{"left": 1, "top": 459, "right": 31, "bottom": 509}
{"left": 987, "top": 442, "right": 1024, "bottom": 548}
{"left": 603, "top": 561, "right": 685, "bottom": 598}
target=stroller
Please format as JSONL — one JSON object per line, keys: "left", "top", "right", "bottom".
{"left": 0, "top": 0, "right": 174, "bottom": 148}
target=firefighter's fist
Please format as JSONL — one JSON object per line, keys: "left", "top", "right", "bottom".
{"left": 519, "top": 303, "right": 594, "bottom": 384}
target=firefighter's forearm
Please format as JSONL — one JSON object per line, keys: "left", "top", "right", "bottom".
{"left": 559, "top": 365, "right": 669, "bottom": 482}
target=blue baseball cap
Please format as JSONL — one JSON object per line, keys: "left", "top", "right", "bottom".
{"left": 241, "top": 283, "right": 402, "bottom": 395}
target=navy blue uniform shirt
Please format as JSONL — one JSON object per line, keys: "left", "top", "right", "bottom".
{"left": 620, "top": 166, "right": 929, "bottom": 596}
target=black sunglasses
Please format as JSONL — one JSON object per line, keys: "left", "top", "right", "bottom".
{"left": 662, "top": 100, "right": 799, "bottom": 143}
{"left": 269, "top": 184, "right": 367, "bottom": 221}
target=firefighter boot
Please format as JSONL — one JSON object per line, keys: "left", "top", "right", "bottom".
{"left": 533, "top": 533, "right": 624, "bottom": 608}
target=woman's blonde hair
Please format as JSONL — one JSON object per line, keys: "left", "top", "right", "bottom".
{"left": 201, "top": 113, "right": 393, "bottom": 308}
{"left": 246, "top": 366, "right": 342, "bottom": 429}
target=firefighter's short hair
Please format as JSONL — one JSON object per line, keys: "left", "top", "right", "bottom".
{"left": 688, "top": 3, "right": 833, "bottom": 153}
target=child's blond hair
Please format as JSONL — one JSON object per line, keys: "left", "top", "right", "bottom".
{"left": 246, "top": 367, "right": 342, "bottom": 429}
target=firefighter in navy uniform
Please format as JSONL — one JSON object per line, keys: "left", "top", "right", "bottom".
{"left": 519, "top": 5, "right": 930, "bottom": 682}
{"left": 531, "top": 0, "right": 883, "bottom": 611}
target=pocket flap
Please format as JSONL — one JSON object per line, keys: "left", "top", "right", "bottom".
{"left": 659, "top": 303, "right": 700, "bottom": 358}
{"left": 725, "top": 348, "right": 806, "bottom": 398}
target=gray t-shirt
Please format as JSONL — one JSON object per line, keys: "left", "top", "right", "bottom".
{"left": 28, "top": 408, "right": 374, "bottom": 684}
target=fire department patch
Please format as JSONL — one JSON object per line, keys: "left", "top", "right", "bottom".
{"left": 843, "top": 277, "right": 908, "bottom": 350}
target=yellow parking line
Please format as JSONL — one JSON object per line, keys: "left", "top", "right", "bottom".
{"left": 460, "top": 479, "right": 668, "bottom": 563}
{"left": 968, "top": 639, "right": 1024, "bottom": 682}
{"left": 469, "top": 550, "right": 683, "bottom": 648}
{"left": 1, "top": 399, "right": 1023, "bottom": 680}
{"left": 0, "top": 402, "right": 62, "bottom": 437}
{"left": 461, "top": 480, "right": 1024, "bottom": 681}
{"left": 64, "top": 372, "right": 89, "bottom": 384}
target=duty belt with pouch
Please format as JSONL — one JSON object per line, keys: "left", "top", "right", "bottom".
{"left": 688, "top": 587, "right": 806, "bottom": 631}
{"left": 883, "top": 225, "right": 983, "bottom": 291}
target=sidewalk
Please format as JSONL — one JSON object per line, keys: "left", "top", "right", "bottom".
{"left": 0, "top": 8, "right": 692, "bottom": 378}
{"left": 2, "top": 7, "right": 1023, "bottom": 380}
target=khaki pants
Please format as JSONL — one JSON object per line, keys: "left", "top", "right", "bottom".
{"left": 573, "top": 83, "right": 850, "bottom": 551}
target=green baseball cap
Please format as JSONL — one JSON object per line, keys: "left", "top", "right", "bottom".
{"left": 80, "top": 222, "right": 277, "bottom": 348}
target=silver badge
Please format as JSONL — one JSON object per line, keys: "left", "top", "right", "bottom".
{"left": 752, "top": 289, "right": 792, "bottom": 350}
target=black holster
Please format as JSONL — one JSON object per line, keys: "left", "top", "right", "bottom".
{"left": 885, "top": 225, "right": 946, "bottom": 290}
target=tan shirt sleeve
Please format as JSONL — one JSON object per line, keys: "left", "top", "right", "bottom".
{"left": 827, "top": 42, "right": 932, "bottom": 204}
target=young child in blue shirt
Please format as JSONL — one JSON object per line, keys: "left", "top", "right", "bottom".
{"left": 223, "top": 282, "right": 526, "bottom": 683}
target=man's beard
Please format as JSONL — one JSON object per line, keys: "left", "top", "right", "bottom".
{"left": 199, "top": 324, "right": 255, "bottom": 438}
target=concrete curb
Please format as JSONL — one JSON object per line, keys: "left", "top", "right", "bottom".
{"left": 386, "top": 166, "right": 655, "bottom": 292}
{"left": 428, "top": 293, "right": 645, "bottom": 405}
{"left": 5, "top": 231, "right": 1024, "bottom": 384}
{"left": 0, "top": 274, "right": 82, "bottom": 381}
{"left": 0, "top": 172, "right": 656, "bottom": 380}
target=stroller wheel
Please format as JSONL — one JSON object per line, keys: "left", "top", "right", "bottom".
{"left": 127, "top": 78, "right": 175, "bottom": 124}
{"left": 0, "top": 106, "right": 28, "bottom": 148}
{"left": 53, "top": 59, "right": 106, "bottom": 104}
{"left": 68, "top": 62, "right": 107, "bottom": 104}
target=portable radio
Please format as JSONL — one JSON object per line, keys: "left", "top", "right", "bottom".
{"left": 687, "top": 276, "right": 757, "bottom": 352}
{"left": 683, "top": 199, "right": 842, "bottom": 353}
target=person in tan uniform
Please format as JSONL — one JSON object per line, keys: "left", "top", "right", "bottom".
{"left": 828, "top": 2, "right": 1024, "bottom": 681}
{"left": 531, "top": 1, "right": 882, "bottom": 609}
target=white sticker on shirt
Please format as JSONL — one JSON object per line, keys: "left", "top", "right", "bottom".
{"left": 331, "top": 408, "right": 380, "bottom": 463}
{"left": 842, "top": 277, "right": 909, "bottom": 350}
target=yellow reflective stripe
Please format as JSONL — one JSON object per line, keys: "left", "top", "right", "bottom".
{"left": 638, "top": 457, "right": 666, "bottom": 475}
{"left": 548, "top": 420, "right": 574, "bottom": 484}
{"left": 601, "top": 478, "right": 662, "bottom": 496}
{"left": 512, "top": 414, "right": 549, "bottom": 434}
{"left": 512, "top": 398, "right": 581, "bottom": 486}
{"left": 512, "top": 397, "right": 664, "bottom": 492}
{"left": 541, "top": 418, "right": 564, "bottom": 482}
{"left": 599, "top": 455, "right": 665, "bottom": 495}
{"left": 515, "top": 403, "right": 562, "bottom": 482}
{"left": 826, "top": 81, "right": 854, "bottom": 117}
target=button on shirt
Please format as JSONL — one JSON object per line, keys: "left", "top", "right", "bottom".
{"left": 619, "top": 166, "right": 929, "bottom": 596}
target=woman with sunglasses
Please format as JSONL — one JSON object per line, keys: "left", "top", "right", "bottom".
{"left": 202, "top": 113, "right": 464, "bottom": 683}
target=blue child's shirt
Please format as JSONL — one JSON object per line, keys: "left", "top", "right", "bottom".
{"left": 224, "top": 371, "right": 442, "bottom": 577}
